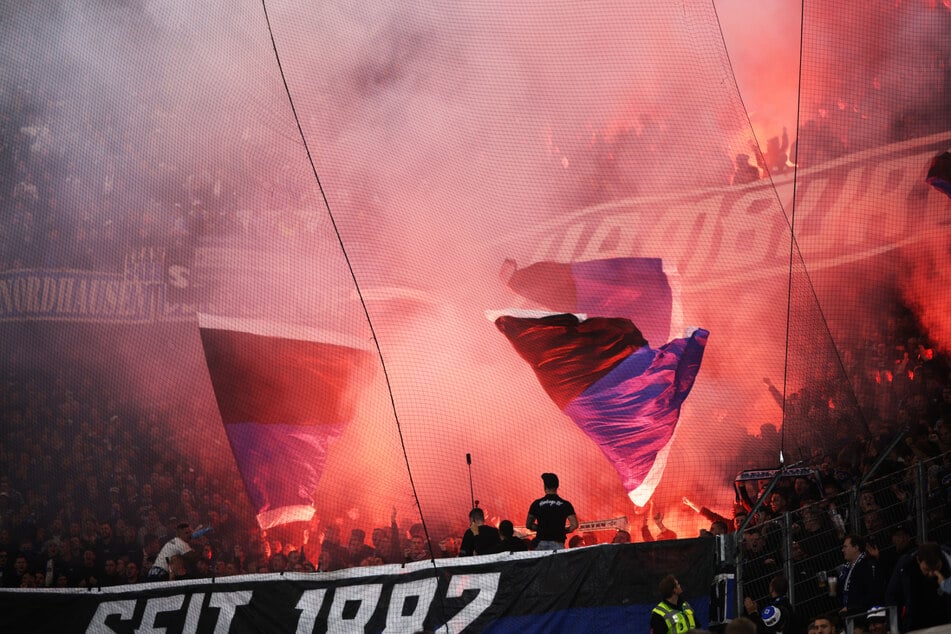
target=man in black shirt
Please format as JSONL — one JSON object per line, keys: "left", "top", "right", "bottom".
{"left": 526, "top": 473, "right": 578, "bottom": 550}
{"left": 743, "top": 575, "right": 804, "bottom": 634}
{"left": 459, "top": 508, "right": 501, "bottom": 556}
{"left": 498, "top": 519, "right": 528, "bottom": 552}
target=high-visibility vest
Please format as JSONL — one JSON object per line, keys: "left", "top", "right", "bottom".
{"left": 652, "top": 600, "right": 696, "bottom": 634}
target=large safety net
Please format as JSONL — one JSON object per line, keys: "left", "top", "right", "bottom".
{"left": 1, "top": 0, "right": 950, "bottom": 572}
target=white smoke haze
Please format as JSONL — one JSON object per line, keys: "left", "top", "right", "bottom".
{"left": 2, "top": 0, "right": 950, "bottom": 542}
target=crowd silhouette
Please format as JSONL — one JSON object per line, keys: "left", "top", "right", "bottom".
{"left": 2, "top": 19, "right": 951, "bottom": 615}
{"left": 0, "top": 294, "right": 948, "bottom": 591}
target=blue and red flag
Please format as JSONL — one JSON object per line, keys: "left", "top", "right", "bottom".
{"left": 502, "top": 257, "right": 680, "bottom": 346}
{"left": 495, "top": 313, "right": 707, "bottom": 506}
{"left": 494, "top": 257, "right": 704, "bottom": 506}
{"left": 199, "top": 315, "right": 372, "bottom": 529}
{"left": 926, "top": 151, "right": 951, "bottom": 199}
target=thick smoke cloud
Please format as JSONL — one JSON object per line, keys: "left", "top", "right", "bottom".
{"left": 2, "top": 0, "right": 950, "bottom": 543}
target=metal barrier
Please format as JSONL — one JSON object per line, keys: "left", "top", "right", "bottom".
{"left": 727, "top": 452, "right": 951, "bottom": 629}
{"left": 844, "top": 605, "right": 899, "bottom": 634}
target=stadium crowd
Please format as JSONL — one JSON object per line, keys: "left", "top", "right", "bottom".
{"left": 3, "top": 31, "right": 951, "bottom": 272}
{"left": 0, "top": 298, "right": 948, "bottom": 597}
{"left": 2, "top": 20, "right": 951, "bottom": 634}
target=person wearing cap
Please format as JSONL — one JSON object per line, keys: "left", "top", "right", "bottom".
{"left": 526, "top": 473, "right": 578, "bottom": 550}
{"left": 864, "top": 607, "right": 888, "bottom": 634}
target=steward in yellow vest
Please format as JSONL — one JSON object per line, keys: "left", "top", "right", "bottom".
{"left": 650, "top": 575, "right": 697, "bottom": 634}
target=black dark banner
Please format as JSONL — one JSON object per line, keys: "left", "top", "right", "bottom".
{"left": 0, "top": 539, "right": 714, "bottom": 633}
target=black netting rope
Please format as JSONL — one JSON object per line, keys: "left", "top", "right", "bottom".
{"left": 257, "top": 0, "right": 440, "bottom": 572}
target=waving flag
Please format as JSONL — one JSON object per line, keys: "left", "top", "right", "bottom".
{"left": 926, "top": 151, "right": 951, "bottom": 199}
{"left": 199, "top": 315, "right": 372, "bottom": 529}
{"left": 494, "top": 313, "right": 707, "bottom": 506}
{"left": 502, "top": 257, "right": 680, "bottom": 346}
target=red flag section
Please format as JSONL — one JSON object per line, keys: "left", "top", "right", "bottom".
{"left": 199, "top": 315, "right": 372, "bottom": 529}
